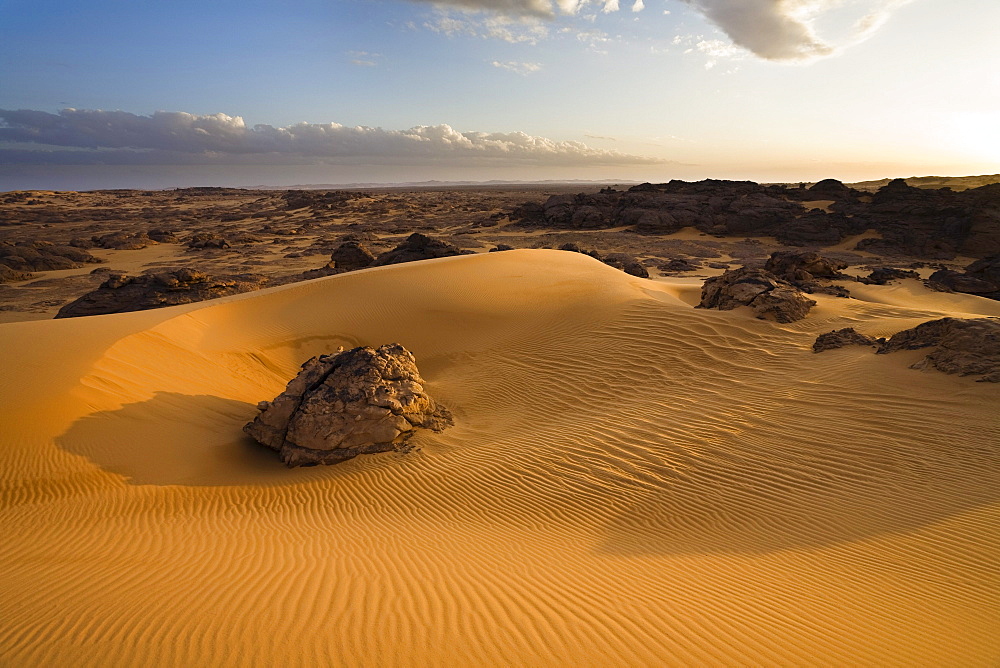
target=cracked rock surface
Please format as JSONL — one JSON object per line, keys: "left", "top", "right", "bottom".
{"left": 698, "top": 267, "right": 817, "bottom": 323}
{"left": 244, "top": 343, "right": 454, "bottom": 466}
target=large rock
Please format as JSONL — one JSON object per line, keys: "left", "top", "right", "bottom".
{"left": 0, "top": 240, "right": 101, "bottom": 272}
{"left": 876, "top": 317, "right": 1000, "bottom": 381}
{"left": 372, "top": 233, "right": 464, "bottom": 266}
{"left": 764, "top": 250, "right": 848, "bottom": 282}
{"left": 331, "top": 240, "right": 376, "bottom": 271}
{"left": 926, "top": 255, "right": 1000, "bottom": 300}
{"left": 244, "top": 344, "right": 453, "bottom": 467}
{"left": 55, "top": 268, "right": 268, "bottom": 318}
{"left": 858, "top": 267, "right": 921, "bottom": 285}
{"left": 812, "top": 328, "right": 880, "bottom": 352}
{"left": 698, "top": 268, "right": 817, "bottom": 322}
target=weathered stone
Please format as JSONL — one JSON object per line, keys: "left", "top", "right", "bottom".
{"left": 698, "top": 268, "right": 816, "bottom": 322}
{"left": 244, "top": 344, "right": 453, "bottom": 466}
{"left": 876, "top": 317, "right": 1000, "bottom": 381}
{"left": 858, "top": 267, "right": 921, "bottom": 285}
{"left": 812, "top": 328, "right": 880, "bottom": 352}
{"left": 372, "top": 233, "right": 463, "bottom": 266}
{"left": 55, "top": 268, "right": 268, "bottom": 318}
{"left": 331, "top": 241, "right": 375, "bottom": 271}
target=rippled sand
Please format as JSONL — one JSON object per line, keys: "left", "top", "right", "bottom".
{"left": 1, "top": 250, "right": 998, "bottom": 666}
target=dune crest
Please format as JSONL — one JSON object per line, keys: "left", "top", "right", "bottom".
{"left": 1, "top": 250, "right": 998, "bottom": 666}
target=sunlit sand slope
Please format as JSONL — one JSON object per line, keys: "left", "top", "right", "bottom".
{"left": 1, "top": 250, "right": 998, "bottom": 666}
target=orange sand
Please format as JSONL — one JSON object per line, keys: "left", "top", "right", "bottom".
{"left": 1, "top": 250, "right": 998, "bottom": 666}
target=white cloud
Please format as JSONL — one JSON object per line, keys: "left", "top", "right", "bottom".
{"left": 423, "top": 12, "right": 549, "bottom": 44}
{"left": 676, "top": 0, "right": 913, "bottom": 61}
{"left": 0, "top": 108, "right": 664, "bottom": 166}
{"left": 491, "top": 60, "right": 543, "bottom": 75}
{"left": 347, "top": 50, "right": 381, "bottom": 67}
{"left": 408, "top": 0, "right": 911, "bottom": 61}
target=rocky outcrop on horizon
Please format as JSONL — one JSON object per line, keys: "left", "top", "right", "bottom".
{"left": 244, "top": 344, "right": 453, "bottom": 467}
{"left": 507, "top": 178, "right": 1000, "bottom": 259}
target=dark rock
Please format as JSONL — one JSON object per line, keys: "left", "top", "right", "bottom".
{"left": 602, "top": 253, "right": 649, "bottom": 278}
{"left": 926, "top": 255, "right": 1000, "bottom": 300}
{"left": 331, "top": 241, "right": 375, "bottom": 271}
{"left": 489, "top": 244, "right": 515, "bottom": 252}
{"left": 658, "top": 258, "right": 701, "bottom": 273}
{"left": 54, "top": 268, "right": 268, "bottom": 318}
{"left": 697, "top": 268, "right": 817, "bottom": 322}
{"left": 876, "top": 317, "right": 1000, "bottom": 381}
{"left": 372, "top": 233, "right": 463, "bottom": 266}
{"left": 185, "top": 232, "right": 230, "bottom": 249}
{"left": 147, "top": 229, "right": 180, "bottom": 243}
{"left": 764, "top": 250, "right": 848, "bottom": 282}
{"left": 0, "top": 240, "right": 101, "bottom": 272}
{"left": 92, "top": 231, "right": 152, "bottom": 250}
{"left": 243, "top": 344, "right": 454, "bottom": 467}
{"left": 858, "top": 267, "right": 921, "bottom": 285}
{"left": 813, "top": 328, "right": 880, "bottom": 352}
{"left": 0, "top": 264, "right": 33, "bottom": 283}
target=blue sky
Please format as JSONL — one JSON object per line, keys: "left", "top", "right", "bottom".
{"left": 1, "top": 0, "right": 998, "bottom": 189}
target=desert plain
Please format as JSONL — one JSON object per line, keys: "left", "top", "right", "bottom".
{"left": 1, "top": 177, "right": 999, "bottom": 666}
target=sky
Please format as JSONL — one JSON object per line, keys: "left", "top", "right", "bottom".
{"left": 1, "top": 0, "right": 998, "bottom": 190}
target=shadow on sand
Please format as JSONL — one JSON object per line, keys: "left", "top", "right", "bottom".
{"left": 56, "top": 392, "right": 369, "bottom": 486}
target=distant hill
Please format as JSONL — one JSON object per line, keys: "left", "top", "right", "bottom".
{"left": 848, "top": 174, "right": 1000, "bottom": 192}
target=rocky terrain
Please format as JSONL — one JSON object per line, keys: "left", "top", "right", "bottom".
{"left": 814, "top": 318, "right": 1000, "bottom": 382}
{"left": 1, "top": 179, "right": 999, "bottom": 321}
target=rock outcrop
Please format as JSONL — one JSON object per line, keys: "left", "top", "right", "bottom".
{"left": 372, "top": 233, "right": 465, "bottom": 266}
{"left": 244, "top": 344, "right": 453, "bottom": 467}
{"left": 858, "top": 267, "right": 921, "bottom": 285}
{"left": 876, "top": 317, "right": 1000, "bottom": 381}
{"left": 300, "top": 241, "right": 377, "bottom": 280}
{"left": 698, "top": 268, "right": 817, "bottom": 322}
{"left": 0, "top": 240, "right": 101, "bottom": 273}
{"left": 812, "top": 328, "right": 880, "bottom": 352}
{"left": 505, "top": 178, "right": 1000, "bottom": 259}
{"left": 185, "top": 232, "right": 230, "bottom": 249}
{"left": 54, "top": 268, "right": 268, "bottom": 318}
{"left": 763, "top": 250, "right": 851, "bottom": 297}
{"left": 91, "top": 231, "right": 152, "bottom": 250}
{"left": 926, "top": 255, "right": 1000, "bottom": 300}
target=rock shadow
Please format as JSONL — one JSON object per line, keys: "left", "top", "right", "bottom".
{"left": 56, "top": 392, "right": 371, "bottom": 486}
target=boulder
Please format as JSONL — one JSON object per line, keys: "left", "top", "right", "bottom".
{"left": 764, "top": 250, "right": 848, "bottom": 282}
{"left": 877, "top": 317, "right": 1000, "bottom": 381}
{"left": 698, "top": 268, "right": 817, "bottom": 323}
{"left": 55, "top": 268, "right": 268, "bottom": 318}
{"left": 658, "top": 258, "right": 701, "bottom": 273}
{"left": 602, "top": 253, "right": 649, "bottom": 278}
{"left": 812, "top": 328, "right": 880, "bottom": 352}
{"left": 372, "top": 233, "right": 464, "bottom": 266}
{"left": 244, "top": 344, "right": 453, "bottom": 467}
{"left": 91, "top": 231, "right": 152, "bottom": 250}
{"left": 0, "top": 240, "right": 101, "bottom": 272}
{"left": 858, "top": 267, "right": 921, "bottom": 285}
{"left": 186, "top": 232, "right": 230, "bottom": 249}
{"left": 926, "top": 255, "right": 1000, "bottom": 300}
{"left": 0, "top": 264, "right": 33, "bottom": 283}
{"left": 331, "top": 241, "right": 375, "bottom": 271}
{"left": 489, "top": 244, "right": 515, "bottom": 252}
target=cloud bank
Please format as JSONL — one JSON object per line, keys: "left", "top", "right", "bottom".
{"left": 0, "top": 108, "right": 662, "bottom": 167}
{"left": 412, "top": 0, "right": 911, "bottom": 61}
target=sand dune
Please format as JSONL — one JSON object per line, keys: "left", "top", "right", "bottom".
{"left": 1, "top": 250, "right": 998, "bottom": 666}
